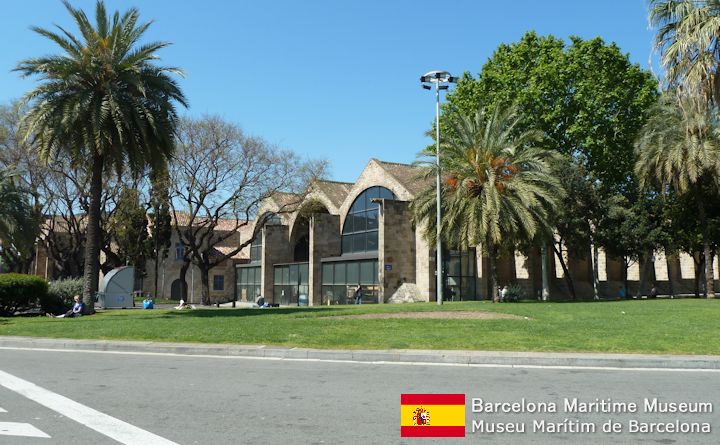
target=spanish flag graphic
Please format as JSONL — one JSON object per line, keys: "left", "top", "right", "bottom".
{"left": 400, "top": 394, "right": 465, "bottom": 437}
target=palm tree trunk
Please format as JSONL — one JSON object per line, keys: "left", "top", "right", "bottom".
{"left": 541, "top": 242, "right": 550, "bottom": 301}
{"left": 696, "top": 186, "right": 716, "bottom": 298}
{"left": 81, "top": 152, "right": 103, "bottom": 312}
{"left": 486, "top": 235, "right": 498, "bottom": 302}
{"left": 693, "top": 253, "right": 702, "bottom": 298}
{"left": 637, "top": 254, "right": 650, "bottom": 298}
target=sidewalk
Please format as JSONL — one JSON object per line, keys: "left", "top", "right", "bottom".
{"left": 1, "top": 336, "right": 718, "bottom": 370}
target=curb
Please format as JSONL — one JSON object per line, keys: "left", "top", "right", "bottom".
{"left": 1, "top": 336, "right": 718, "bottom": 370}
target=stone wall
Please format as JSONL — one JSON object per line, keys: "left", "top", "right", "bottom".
{"left": 414, "top": 224, "right": 433, "bottom": 302}
{"left": 261, "top": 224, "right": 293, "bottom": 303}
{"left": 309, "top": 213, "right": 341, "bottom": 305}
{"left": 378, "top": 200, "right": 417, "bottom": 303}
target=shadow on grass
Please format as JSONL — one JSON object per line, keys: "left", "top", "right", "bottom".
{"left": 512, "top": 297, "right": 702, "bottom": 304}
{"left": 163, "top": 307, "right": 354, "bottom": 318}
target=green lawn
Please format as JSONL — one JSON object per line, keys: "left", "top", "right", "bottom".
{"left": 1, "top": 300, "right": 718, "bottom": 355}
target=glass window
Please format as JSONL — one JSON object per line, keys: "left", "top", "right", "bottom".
{"left": 250, "top": 235, "right": 262, "bottom": 262}
{"left": 366, "top": 210, "right": 378, "bottom": 230}
{"left": 353, "top": 233, "right": 365, "bottom": 252}
{"left": 289, "top": 264, "right": 299, "bottom": 284}
{"left": 213, "top": 275, "right": 225, "bottom": 291}
{"left": 299, "top": 263, "right": 309, "bottom": 285}
{"left": 443, "top": 248, "right": 477, "bottom": 300}
{"left": 334, "top": 263, "right": 346, "bottom": 283}
{"left": 379, "top": 187, "right": 395, "bottom": 200}
{"left": 360, "top": 261, "right": 375, "bottom": 285}
{"left": 236, "top": 266, "right": 261, "bottom": 302}
{"left": 264, "top": 213, "right": 281, "bottom": 225}
{"left": 341, "top": 236, "right": 352, "bottom": 254}
{"left": 366, "top": 233, "right": 378, "bottom": 251}
{"left": 175, "top": 243, "right": 184, "bottom": 261}
{"left": 341, "top": 186, "right": 395, "bottom": 254}
{"left": 322, "top": 263, "right": 333, "bottom": 284}
{"left": 346, "top": 262, "right": 359, "bottom": 285}
{"left": 319, "top": 260, "right": 379, "bottom": 304}
{"left": 353, "top": 213, "right": 366, "bottom": 232}
{"left": 274, "top": 267, "right": 283, "bottom": 285}
{"left": 448, "top": 253, "right": 461, "bottom": 276}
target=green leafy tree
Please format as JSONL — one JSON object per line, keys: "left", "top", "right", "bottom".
{"left": 0, "top": 168, "right": 40, "bottom": 273}
{"left": 595, "top": 190, "right": 669, "bottom": 297}
{"left": 662, "top": 186, "right": 720, "bottom": 297}
{"left": 109, "top": 187, "right": 149, "bottom": 272}
{"left": 412, "top": 103, "right": 563, "bottom": 301}
{"left": 439, "top": 32, "right": 658, "bottom": 299}
{"left": 147, "top": 164, "right": 172, "bottom": 299}
{"left": 445, "top": 31, "right": 658, "bottom": 192}
{"left": 547, "top": 159, "right": 597, "bottom": 299}
{"left": 16, "top": 1, "right": 187, "bottom": 310}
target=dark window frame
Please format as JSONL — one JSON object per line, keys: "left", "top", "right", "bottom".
{"left": 341, "top": 186, "right": 395, "bottom": 254}
{"left": 213, "top": 274, "right": 225, "bottom": 291}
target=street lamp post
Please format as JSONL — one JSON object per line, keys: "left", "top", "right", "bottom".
{"left": 421, "top": 70, "right": 456, "bottom": 305}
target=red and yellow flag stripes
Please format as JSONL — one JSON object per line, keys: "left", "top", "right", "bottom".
{"left": 400, "top": 394, "right": 466, "bottom": 437}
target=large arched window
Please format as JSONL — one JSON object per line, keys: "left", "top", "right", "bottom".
{"left": 341, "top": 186, "right": 395, "bottom": 254}
{"left": 250, "top": 212, "right": 281, "bottom": 261}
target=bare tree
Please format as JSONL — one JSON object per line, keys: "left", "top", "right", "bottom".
{"left": 169, "top": 116, "right": 325, "bottom": 304}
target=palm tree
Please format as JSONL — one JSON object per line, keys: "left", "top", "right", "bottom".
{"left": 649, "top": 0, "right": 720, "bottom": 106}
{"left": 412, "top": 104, "right": 563, "bottom": 301}
{"left": 635, "top": 94, "right": 720, "bottom": 298}
{"left": 16, "top": 1, "right": 187, "bottom": 310}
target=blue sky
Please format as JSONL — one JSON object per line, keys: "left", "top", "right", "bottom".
{"left": 1, "top": 1, "right": 655, "bottom": 183}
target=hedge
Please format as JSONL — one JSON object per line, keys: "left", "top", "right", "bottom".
{"left": 0, "top": 273, "right": 48, "bottom": 316}
{"left": 46, "top": 277, "right": 84, "bottom": 313}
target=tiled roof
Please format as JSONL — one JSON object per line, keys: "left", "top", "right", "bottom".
{"left": 213, "top": 245, "right": 248, "bottom": 260}
{"left": 270, "top": 192, "right": 304, "bottom": 210}
{"left": 311, "top": 180, "right": 353, "bottom": 209}
{"left": 373, "top": 159, "right": 432, "bottom": 197}
{"left": 172, "top": 211, "right": 246, "bottom": 232}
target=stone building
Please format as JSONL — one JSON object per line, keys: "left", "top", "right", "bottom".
{"left": 143, "top": 213, "right": 245, "bottom": 303}
{"left": 25, "top": 158, "right": 719, "bottom": 304}
{"left": 235, "top": 158, "right": 720, "bottom": 305}
{"left": 28, "top": 214, "right": 244, "bottom": 305}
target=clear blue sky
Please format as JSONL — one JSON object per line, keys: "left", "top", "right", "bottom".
{"left": 1, "top": 1, "right": 655, "bottom": 183}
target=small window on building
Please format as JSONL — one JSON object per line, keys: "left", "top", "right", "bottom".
{"left": 175, "top": 243, "right": 184, "bottom": 261}
{"left": 213, "top": 275, "right": 225, "bottom": 291}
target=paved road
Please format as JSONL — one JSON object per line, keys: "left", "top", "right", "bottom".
{"left": 0, "top": 348, "right": 718, "bottom": 444}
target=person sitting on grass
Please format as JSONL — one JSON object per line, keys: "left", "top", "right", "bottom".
{"left": 47, "top": 295, "right": 84, "bottom": 318}
{"left": 175, "top": 299, "right": 194, "bottom": 310}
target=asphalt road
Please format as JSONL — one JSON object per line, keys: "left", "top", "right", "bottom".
{"left": 0, "top": 348, "right": 718, "bottom": 444}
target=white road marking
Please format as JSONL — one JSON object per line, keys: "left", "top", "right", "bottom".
{"left": 0, "top": 370, "right": 178, "bottom": 445}
{"left": 0, "top": 346, "right": 718, "bottom": 373}
{"left": 0, "top": 407, "right": 6, "bottom": 412}
{"left": 0, "top": 422, "right": 50, "bottom": 438}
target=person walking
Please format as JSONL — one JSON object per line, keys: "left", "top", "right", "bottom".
{"left": 353, "top": 284, "right": 362, "bottom": 304}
